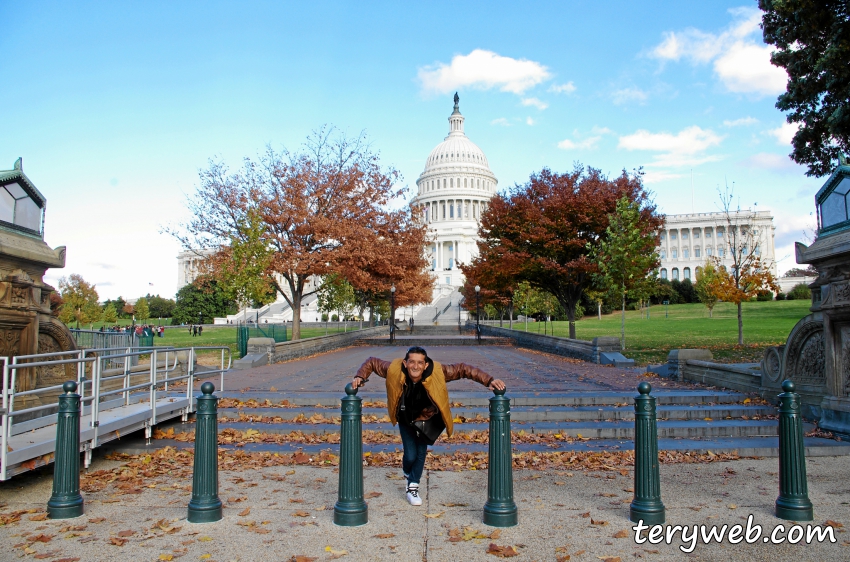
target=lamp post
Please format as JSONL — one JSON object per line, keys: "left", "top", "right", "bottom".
{"left": 475, "top": 285, "right": 481, "bottom": 343}
{"left": 389, "top": 285, "right": 396, "bottom": 343}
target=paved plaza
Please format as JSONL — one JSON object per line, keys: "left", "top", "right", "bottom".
{"left": 1, "top": 344, "right": 848, "bottom": 561}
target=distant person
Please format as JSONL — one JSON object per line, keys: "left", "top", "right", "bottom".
{"left": 198, "top": 325, "right": 203, "bottom": 336}
{"left": 409, "top": 318, "right": 414, "bottom": 334}
{"left": 351, "top": 346, "right": 505, "bottom": 506}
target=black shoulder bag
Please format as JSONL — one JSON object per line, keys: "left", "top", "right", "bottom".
{"left": 412, "top": 414, "right": 446, "bottom": 445}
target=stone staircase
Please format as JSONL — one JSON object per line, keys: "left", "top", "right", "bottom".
{"left": 110, "top": 388, "right": 850, "bottom": 458}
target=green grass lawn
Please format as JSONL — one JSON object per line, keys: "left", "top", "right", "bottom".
{"left": 505, "top": 300, "right": 812, "bottom": 366}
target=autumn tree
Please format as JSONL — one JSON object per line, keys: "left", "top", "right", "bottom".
{"left": 58, "top": 274, "right": 101, "bottom": 329}
{"left": 175, "top": 128, "right": 416, "bottom": 340}
{"left": 475, "top": 166, "right": 660, "bottom": 339}
{"left": 460, "top": 249, "right": 517, "bottom": 327}
{"left": 760, "top": 1, "right": 850, "bottom": 176}
{"left": 589, "top": 196, "right": 663, "bottom": 349}
{"left": 714, "top": 188, "right": 780, "bottom": 344}
{"left": 134, "top": 297, "right": 150, "bottom": 324}
{"left": 694, "top": 259, "right": 722, "bottom": 318}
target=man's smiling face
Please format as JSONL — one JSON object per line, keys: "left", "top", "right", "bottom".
{"left": 403, "top": 352, "right": 429, "bottom": 382}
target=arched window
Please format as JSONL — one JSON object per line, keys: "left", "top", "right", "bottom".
{"left": 684, "top": 267, "right": 691, "bottom": 280}
{"left": 661, "top": 268, "right": 668, "bottom": 280}
{"left": 672, "top": 268, "right": 680, "bottom": 281}
{"left": 672, "top": 248, "right": 678, "bottom": 259}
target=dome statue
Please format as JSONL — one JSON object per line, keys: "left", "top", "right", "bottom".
{"left": 412, "top": 95, "right": 498, "bottom": 291}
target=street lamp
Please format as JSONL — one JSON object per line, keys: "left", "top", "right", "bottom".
{"left": 390, "top": 285, "right": 396, "bottom": 343}
{"left": 475, "top": 285, "right": 481, "bottom": 343}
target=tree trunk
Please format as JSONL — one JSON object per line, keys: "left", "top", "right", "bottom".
{"left": 737, "top": 301, "right": 743, "bottom": 345}
{"left": 621, "top": 288, "right": 626, "bottom": 351}
{"left": 509, "top": 303, "right": 513, "bottom": 329}
{"left": 291, "top": 293, "right": 302, "bottom": 340}
{"left": 567, "top": 305, "right": 576, "bottom": 340}
{"left": 597, "top": 302, "right": 601, "bottom": 321}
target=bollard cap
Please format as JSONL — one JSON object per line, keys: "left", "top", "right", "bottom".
{"left": 345, "top": 383, "right": 358, "bottom": 396}
{"left": 201, "top": 382, "right": 215, "bottom": 395}
{"left": 781, "top": 379, "right": 795, "bottom": 393}
{"left": 493, "top": 387, "right": 506, "bottom": 396}
{"left": 637, "top": 381, "right": 652, "bottom": 395}
{"left": 63, "top": 381, "right": 77, "bottom": 394}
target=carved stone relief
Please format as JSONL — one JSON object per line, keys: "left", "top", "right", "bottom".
{"left": 833, "top": 282, "right": 850, "bottom": 303}
{"left": 0, "top": 329, "right": 22, "bottom": 357}
{"left": 784, "top": 317, "right": 827, "bottom": 388}
{"left": 36, "top": 333, "right": 74, "bottom": 389}
{"left": 842, "top": 327, "right": 850, "bottom": 397}
{"left": 763, "top": 346, "right": 783, "bottom": 383}
{"left": 10, "top": 286, "right": 29, "bottom": 306}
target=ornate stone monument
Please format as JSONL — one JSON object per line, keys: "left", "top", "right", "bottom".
{"left": 766, "top": 158, "right": 850, "bottom": 436}
{"left": 0, "top": 158, "right": 76, "bottom": 398}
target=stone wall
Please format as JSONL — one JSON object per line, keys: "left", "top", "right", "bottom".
{"left": 270, "top": 326, "right": 388, "bottom": 364}
{"left": 681, "top": 360, "right": 762, "bottom": 393}
{"left": 478, "top": 324, "right": 620, "bottom": 363}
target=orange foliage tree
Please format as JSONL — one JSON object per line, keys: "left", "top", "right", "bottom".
{"left": 466, "top": 166, "right": 659, "bottom": 339}
{"left": 175, "top": 128, "right": 430, "bottom": 339}
{"left": 710, "top": 187, "right": 780, "bottom": 345}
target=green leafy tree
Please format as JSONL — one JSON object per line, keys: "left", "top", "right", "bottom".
{"left": 102, "top": 302, "right": 118, "bottom": 324}
{"left": 171, "top": 279, "right": 238, "bottom": 325}
{"left": 134, "top": 297, "right": 150, "bottom": 324}
{"left": 58, "top": 274, "right": 102, "bottom": 329}
{"left": 146, "top": 294, "right": 176, "bottom": 320}
{"left": 513, "top": 282, "right": 545, "bottom": 332}
{"left": 589, "top": 196, "right": 662, "bottom": 349}
{"left": 317, "top": 274, "right": 356, "bottom": 331}
{"left": 760, "top": 1, "right": 850, "bottom": 176}
{"left": 695, "top": 260, "right": 722, "bottom": 318}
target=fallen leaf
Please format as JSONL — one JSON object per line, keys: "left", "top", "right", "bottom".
{"left": 364, "top": 492, "right": 382, "bottom": 499}
{"left": 441, "top": 502, "right": 468, "bottom": 507}
{"left": 198, "top": 536, "right": 213, "bottom": 542}
{"left": 292, "top": 511, "right": 310, "bottom": 517}
{"left": 109, "top": 537, "right": 128, "bottom": 546}
{"left": 424, "top": 511, "right": 445, "bottom": 518}
{"left": 580, "top": 512, "right": 590, "bottom": 518}
{"left": 825, "top": 520, "right": 844, "bottom": 529}
{"left": 613, "top": 530, "right": 629, "bottom": 538}
{"left": 29, "top": 534, "right": 53, "bottom": 542}
{"left": 286, "top": 470, "right": 296, "bottom": 475}
{"left": 490, "top": 529, "right": 502, "bottom": 539}
{"left": 597, "top": 557, "right": 622, "bottom": 562}
{"left": 486, "top": 543, "right": 519, "bottom": 557}
{"left": 52, "top": 559, "right": 80, "bottom": 562}
{"left": 28, "top": 513, "right": 48, "bottom": 521}
{"left": 239, "top": 508, "right": 251, "bottom": 517}
{"left": 159, "top": 555, "right": 174, "bottom": 561}
{"left": 117, "top": 530, "right": 135, "bottom": 537}
{"left": 374, "top": 533, "right": 395, "bottom": 539}
{"left": 88, "top": 518, "right": 106, "bottom": 523}
{"left": 728, "top": 504, "right": 737, "bottom": 510}
{"left": 200, "top": 555, "right": 212, "bottom": 560}
{"left": 591, "top": 518, "right": 608, "bottom": 526}
{"left": 291, "top": 557, "right": 318, "bottom": 562}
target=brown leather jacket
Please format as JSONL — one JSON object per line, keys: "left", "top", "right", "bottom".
{"left": 354, "top": 357, "right": 493, "bottom": 437}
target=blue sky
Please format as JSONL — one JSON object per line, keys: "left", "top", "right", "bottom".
{"left": 1, "top": 1, "right": 821, "bottom": 300}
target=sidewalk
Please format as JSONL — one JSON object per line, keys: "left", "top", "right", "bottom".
{"left": 1, "top": 454, "right": 847, "bottom": 561}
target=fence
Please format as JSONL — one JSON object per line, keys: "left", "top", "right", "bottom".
{"left": 70, "top": 329, "right": 157, "bottom": 368}
{"left": 236, "top": 323, "right": 288, "bottom": 358}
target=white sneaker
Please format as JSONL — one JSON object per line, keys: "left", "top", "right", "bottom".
{"left": 406, "top": 483, "right": 422, "bottom": 506}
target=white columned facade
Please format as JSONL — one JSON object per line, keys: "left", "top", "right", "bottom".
{"left": 411, "top": 94, "right": 498, "bottom": 296}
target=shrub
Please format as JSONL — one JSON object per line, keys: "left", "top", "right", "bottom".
{"left": 756, "top": 290, "right": 773, "bottom": 302}
{"left": 775, "top": 292, "right": 786, "bottom": 300}
{"left": 331, "top": 314, "right": 339, "bottom": 321}
{"left": 788, "top": 283, "right": 811, "bottom": 301}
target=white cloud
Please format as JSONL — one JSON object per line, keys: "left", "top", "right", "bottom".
{"left": 740, "top": 152, "right": 799, "bottom": 171}
{"left": 619, "top": 126, "right": 723, "bottom": 154}
{"left": 769, "top": 122, "right": 798, "bottom": 145}
{"left": 723, "top": 116, "right": 758, "bottom": 127}
{"left": 490, "top": 117, "right": 510, "bottom": 126}
{"left": 418, "top": 49, "right": 551, "bottom": 95}
{"left": 612, "top": 87, "right": 648, "bottom": 105}
{"left": 526, "top": 117, "right": 535, "bottom": 126}
{"left": 649, "top": 7, "right": 786, "bottom": 96}
{"left": 549, "top": 82, "right": 576, "bottom": 94}
{"left": 619, "top": 126, "right": 724, "bottom": 169}
{"left": 521, "top": 97, "right": 548, "bottom": 110}
{"left": 557, "top": 126, "right": 613, "bottom": 151}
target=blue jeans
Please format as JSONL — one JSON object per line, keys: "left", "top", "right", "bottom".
{"left": 398, "top": 422, "right": 428, "bottom": 486}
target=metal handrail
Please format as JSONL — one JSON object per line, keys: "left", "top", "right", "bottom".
{"left": 0, "top": 344, "right": 233, "bottom": 480}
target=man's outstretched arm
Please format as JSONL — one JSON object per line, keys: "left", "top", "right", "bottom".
{"left": 351, "top": 357, "right": 392, "bottom": 389}
{"left": 443, "top": 363, "right": 506, "bottom": 391}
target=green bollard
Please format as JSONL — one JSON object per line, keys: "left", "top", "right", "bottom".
{"left": 775, "top": 380, "right": 814, "bottom": 521}
{"left": 48, "top": 381, "right": 84, "bottom": 519}
{"left": 188, "top": 382, "right": 222, "bottom": 523}
{"left": 334, "top": 383, "right": 368, "bottom": 526}
{"left": 630, "top": 382, "right": 665, "bottom": 526}
{"left": 483, "top": 387, "right": 518, "bottom": 527}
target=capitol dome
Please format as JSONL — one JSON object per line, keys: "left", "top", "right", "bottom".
{"left": 412, "top": 94, "right": 497, "bottom": 290}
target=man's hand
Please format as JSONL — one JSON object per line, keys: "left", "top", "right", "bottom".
{"left": 351, "top": 377, "right": 365, "bottom": 390}
{"left": 488, "top": 379, "right": 506, "bottom": 391}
